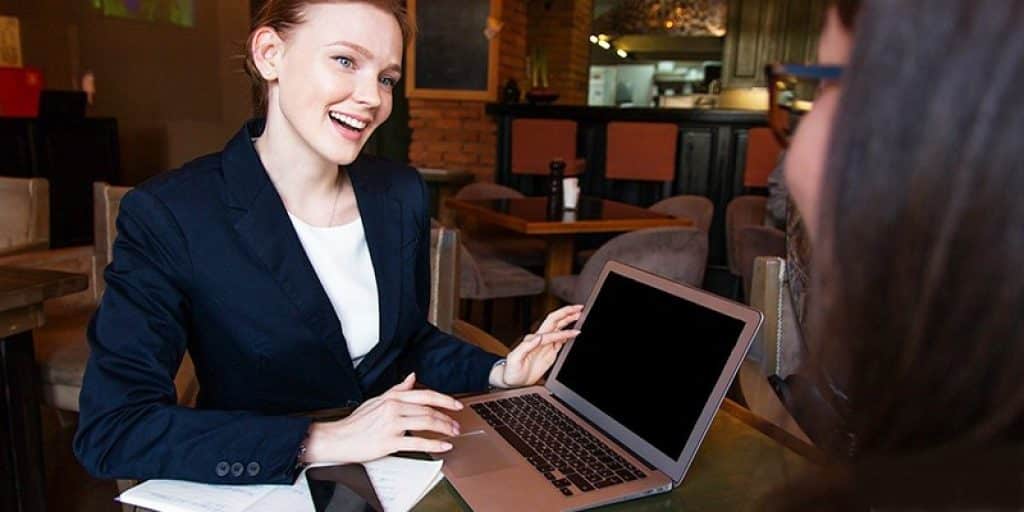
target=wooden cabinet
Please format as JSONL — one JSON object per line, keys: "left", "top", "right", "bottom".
{"left": 721, "top": 0, "right": 825, "bottom": 88}
{"left": 675, "top": 129, "right": 715, "bottom": 197}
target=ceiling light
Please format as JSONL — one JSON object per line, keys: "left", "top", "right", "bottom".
{"left": 598, "top": 40, "right": 610, "bottom": 50}
{"left": 616, "top": 49, "right": 628, "bottom": 58}
{"left": 589, "top": 35, "right": 598, "bottom": 43}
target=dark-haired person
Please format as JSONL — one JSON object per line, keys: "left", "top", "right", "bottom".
{"left": 770, "top": 0, "right": 1024, "bottom": 508}
{"left": 768, "top": 0, "right": 861, "bottom": 456}
{"left": 74, "top": 0, "right": 581, "bottom": 485}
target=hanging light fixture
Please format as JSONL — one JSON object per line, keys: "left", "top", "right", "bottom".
{"left": 593, "top": 0, "right": 727, "bottom": 37}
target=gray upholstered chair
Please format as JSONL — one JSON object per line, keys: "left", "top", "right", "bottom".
{"left": 429, "top": 218, "right": 544, "bottom": 334}
{"left": 726, "top": 196, "right": 784, "bottom": 299}
{"left": 550, "top": 227, "right": 708, "bottom": 305}
{"left": 458, "top": 237, "right": 545, "bottom": 334}
{"left": 455, "top": 182, "right": 524, "bottom": 201}
{"left": 648, "top": 194, "right": 714, "bottom": 233}
{"left": 578, "top": 194, "right": 714, "bottom": 266}
{"left": 0, "top": 176, "right": 49, "bottom": 256}
{"left": 454, "top": 182, "right": 546, "bottom": 269}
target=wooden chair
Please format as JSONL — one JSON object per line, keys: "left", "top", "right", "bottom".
{"left": 0, "top": 176, "right": 49, "bottom": 255}
{"left": 0, "top": 183, "right": 199, "bottom": 511}
{"left": 429, "top": 225, "right": 510, "bottom": 357}
{"left": 431, "top": 217, "right": 543, "bottom": 335}
{"left": 734, "top": 255, "right": 812, "bottom": 445}
{"left": 0, "top": 183, "right": 199, "bottom": 416}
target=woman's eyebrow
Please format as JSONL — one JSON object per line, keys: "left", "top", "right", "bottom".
{"left": 326, "top": 40, "right": 402, "bottom": 74}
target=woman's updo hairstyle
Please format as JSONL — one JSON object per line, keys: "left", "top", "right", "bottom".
{"left": 243, "top": 0, "right": 415, "bottom": 115}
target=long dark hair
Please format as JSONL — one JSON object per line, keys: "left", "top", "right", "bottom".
{"left": 776, "top": 0, "right": 1024, "bottom": 508}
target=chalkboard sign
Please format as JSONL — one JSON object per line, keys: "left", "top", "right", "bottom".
{"left": 406, "top": 0, "right": 501, "bottom": 101}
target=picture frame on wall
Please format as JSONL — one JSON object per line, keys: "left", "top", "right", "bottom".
{"left": 405, "top": 0, "right": 501, "bottom": 101}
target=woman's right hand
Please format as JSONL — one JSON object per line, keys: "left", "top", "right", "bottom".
{"left": 301, "top": 373, "right": 462, "bottom": 464}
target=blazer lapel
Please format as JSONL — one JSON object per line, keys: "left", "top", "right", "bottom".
{"left": 348, "top": 159, "right": 403, "bottom": 374}
{"left": 222, "top": 121, "right": 359, "bottom": 388}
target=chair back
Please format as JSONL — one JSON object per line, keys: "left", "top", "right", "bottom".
{"left": 454, "top": 182, "right": 524, "bottom": 201}
{"left": 510, "top": 119, "right": 578, "bottom": 175}
{"left": 428, "top": 225, "right": 460, "bottom": 334}
{"left": 649, "top": 194, "right": 714, "bottom": 233}
{"left": 736, "top": 225, "right": 785, "bottom": 298}
{"left": 93, "top": 182, "right": 132, "bottom": 297}
{"left": 605, "top": 122, "right": 678, "bottom": 182}
{"left": 726, "top": 195, "right": 768, "bottom": 275}
{"left": 0, "top": 176, "right": 49, "bottom": 255}
{"left": 570, "top": 227, "right": 708, "bottom": 305}
{"left": 743, "top": 127, "right": 783, "bottom": 188}
{"left": 748, "top": 256, "right": 803, "bottom": 379}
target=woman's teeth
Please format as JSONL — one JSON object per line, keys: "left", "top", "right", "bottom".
{"left": 330, "top": 112, "right": 367, "bottom": 131}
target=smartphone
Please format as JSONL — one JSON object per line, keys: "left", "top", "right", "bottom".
{"left": 306, "top": 464, "right": 385, "bottom": 512}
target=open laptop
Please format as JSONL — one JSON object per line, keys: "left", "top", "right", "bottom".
{"left": 438, "top": 261, "right": 763, "bottom": 511}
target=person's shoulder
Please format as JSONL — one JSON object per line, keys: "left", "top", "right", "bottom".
{"left": 129, "top": 152, "right": 224, "bottom": 208}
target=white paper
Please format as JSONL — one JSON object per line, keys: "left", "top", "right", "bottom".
{"left": 363, "top": 457, "right": 444, "bottom": 512}
{"left": 117, "top": 457, "right": 443, "bottom": 512}
{"left": 116, "top": 480, "right": 278, "bottom": 512}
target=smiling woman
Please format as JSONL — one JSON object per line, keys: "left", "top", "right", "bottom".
{"left": 73, "top": 0, "right": 583, "bottom": 487}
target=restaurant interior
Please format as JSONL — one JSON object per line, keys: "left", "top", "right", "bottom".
{"left": 2, "top": 0, "right": 1022, "bottom": 510}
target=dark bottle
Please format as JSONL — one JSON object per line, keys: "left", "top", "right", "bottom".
{"left": 502, "top": 79, "right": 521, "bottom": 103}
{"left": 547, "top": 159, "right": 566, "bottom": 219}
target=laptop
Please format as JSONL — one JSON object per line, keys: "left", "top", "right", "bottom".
{"left": 437, "top": 261, "right": 763, "bottom": 511}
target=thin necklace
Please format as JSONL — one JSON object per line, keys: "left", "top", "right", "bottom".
{"left": 327, "top": 171, "right": 342, "bottom": 226}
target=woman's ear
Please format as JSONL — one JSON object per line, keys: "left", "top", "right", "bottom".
{"left": 251, "top": 26, "right": 284, "bottom": 81}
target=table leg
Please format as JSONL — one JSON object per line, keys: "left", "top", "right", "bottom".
{"left": 542, "top": 237, "right": 575, "bottom": 313}
{"left": 0, "top": 331, "right": 47, "bottom": 512}
{"left": 438, "top": 186, "right": 457, "bottom": 227}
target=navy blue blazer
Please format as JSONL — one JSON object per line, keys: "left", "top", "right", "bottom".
{"left": 74, "top": 119, "right": 501, "bottom": 484}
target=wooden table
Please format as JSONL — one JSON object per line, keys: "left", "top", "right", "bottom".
{"left": 446, "top": 197, "right": 693, "bottom": 311}
{"left": 0, "top": 266, "right": 89, "bottom": 512}
{"left": 418, "top": 168, "right": 474, "bottom": 226}
{"left": 413, "top": 399, "right": 820, "bottom": 511}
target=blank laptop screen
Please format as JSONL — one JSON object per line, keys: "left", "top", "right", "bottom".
{"left": 555, "top": 271, "right": 746, "bottom": 460}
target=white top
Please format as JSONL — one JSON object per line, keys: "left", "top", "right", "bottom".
{"left": 288, "top": 213, "right": 380, "bottom": 367}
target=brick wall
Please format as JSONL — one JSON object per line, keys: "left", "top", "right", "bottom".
{"left": 408, "top": 1, "right": 527, "bottom": 180}
{"left": 527, "top": 0, "right": 593, "bottom": 105}
{"left": 408, "top": 0, "right": 593, "bottom": 181}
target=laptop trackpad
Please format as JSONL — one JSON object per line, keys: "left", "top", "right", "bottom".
{"left": 444, "top": 432, "right": 518, "bottom": 478}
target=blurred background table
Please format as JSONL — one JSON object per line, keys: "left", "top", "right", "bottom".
{"left": 0, "top": 266, "right": 88, "bottom": 512}
{"left": 446, "top": 196, "right": 693, "bottom": 311}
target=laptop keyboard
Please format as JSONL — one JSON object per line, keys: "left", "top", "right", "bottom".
{"left": 470, "top": 393, "right": 647, "bottom": 497}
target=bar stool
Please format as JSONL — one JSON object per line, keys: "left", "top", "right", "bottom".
{"left": 510, "top": 119, "right": 584, "bottom": 195}
{"left": 604, "top": 122, "right": 679, "bottom": 205}
{"left": 742, "top": 127, "right": 783, "bottom": 189}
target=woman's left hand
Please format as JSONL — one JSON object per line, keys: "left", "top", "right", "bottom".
{"left": 492, "top": 304, "right": 584, "bottom": 388}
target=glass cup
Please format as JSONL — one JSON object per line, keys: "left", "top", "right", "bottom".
{"left": 562, "top": 177, "right": 580, "bottom": 210}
